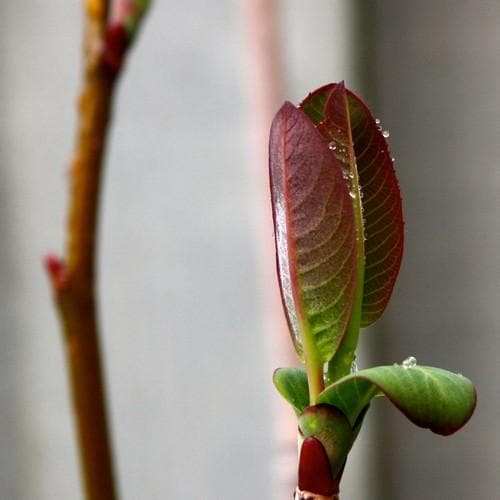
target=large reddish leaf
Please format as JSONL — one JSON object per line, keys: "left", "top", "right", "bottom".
{"left": 269, "top": 102, "right": 357, "bottom": 364}
{"left": 301, "top": 84, "right": 404, "bottom": 327}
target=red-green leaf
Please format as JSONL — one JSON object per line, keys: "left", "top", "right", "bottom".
{"left": 269, "top": 102, "right": 357, "bottom": 364}
{"left": 301, "top": 84, "right": 404, "bottom": 327}
{"left": 349, "top": 94, "right": 404, "bottom": 326}
{"left": 305, "top": 83, "right": 366, "bottom": 381}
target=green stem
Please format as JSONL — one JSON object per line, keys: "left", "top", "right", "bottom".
{"left": 301, "top": 321, "right": 324, "bottom": 403}
{"left": 305, "top": 351, "right": 324, "bottom": 405}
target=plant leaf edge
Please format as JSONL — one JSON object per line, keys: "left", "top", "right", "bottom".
{"left": 318, "top": 365, "right": 477, "bottom": 436}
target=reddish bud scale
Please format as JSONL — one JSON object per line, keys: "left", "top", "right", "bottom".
{"left": 298, "top": 437, "right": 338, "bottom": 496}
{"left": 103, "top": 24, "right": 130, "bottom": 75}
{"left": 44, "top": 253, "right": 67, "bottom": 292}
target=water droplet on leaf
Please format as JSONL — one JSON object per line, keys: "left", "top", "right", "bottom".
{"left": 382, "top": 130, "right": 390, "bottom": 138}
{"left": 402, "top": 356, "right": 417, "bottom": 369}
{"left": 351, "top": 361, "right": 358, "bottom": 373}
{"left": 329, "top": 141, "right": 337, "bottom": 151}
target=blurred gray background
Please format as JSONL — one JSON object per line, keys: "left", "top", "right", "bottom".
{"left": 0, "top": 1, "right": 498, "bottom": 499}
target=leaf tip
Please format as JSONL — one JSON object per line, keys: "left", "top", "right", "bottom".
{"left": 436, "top": 381, "right": 477, "bottom": 436}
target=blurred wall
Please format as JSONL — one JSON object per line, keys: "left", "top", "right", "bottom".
{"left": 369, "top": 2, "right": 500, "bottom": 499}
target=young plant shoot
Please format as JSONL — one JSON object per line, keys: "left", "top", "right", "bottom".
{"left": 269, "top": 83, "right": 476, "bottom": 500}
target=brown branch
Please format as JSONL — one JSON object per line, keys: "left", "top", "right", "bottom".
{"left": 45, "top": 3, "right": 151, "bottom": 498}
{"left": 45, "top": 1, "right": 150, "bottom": 496}
{"left": 45, "top": 2, "right": 117, "bottom": 499}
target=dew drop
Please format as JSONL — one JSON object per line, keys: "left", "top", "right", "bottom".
{"left": 351, "top": 361, "right": 358, "bottom": 373}
{"left": 402, "top": 356, "right": 417, "bottom": 369}
{"left": 391, "top": 157, "right": 396, "bottom": 163}
{"left": 329, "top": 141, "right": 337, "bottom": 151}
{"left": 382, "top": 130, "right": 390, "bottom": 138}
{"left": 349, "top": 190, "right": 357, "bottom": 199}
{"left": 375, "top": 118, "right": 381, "bottom": 125}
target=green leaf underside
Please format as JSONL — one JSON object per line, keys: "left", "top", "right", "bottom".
{"left": 269, "top": 102, "right": 357, "bottom": 363}
{"left": 317, "top": 365, "right": 476, "bottom": 436}
{"left": 273, "top": 367, "right": 309, "bottom": 415}
{"left": 301, "top": 84, "right": 404, "bottom": 327}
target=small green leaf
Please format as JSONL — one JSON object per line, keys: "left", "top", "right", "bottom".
{"left": 299, "top": 404, "right": 355, "bottom": 479}
{"left": 273, "top": 367, "right": 309, "bottom": 415}
{"left": 317, "top": 364, "right": 476, "bottom": 435}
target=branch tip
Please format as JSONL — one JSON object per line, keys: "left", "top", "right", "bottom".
{"left": 102, "top": 0, "right": 151, "bottom": 75}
